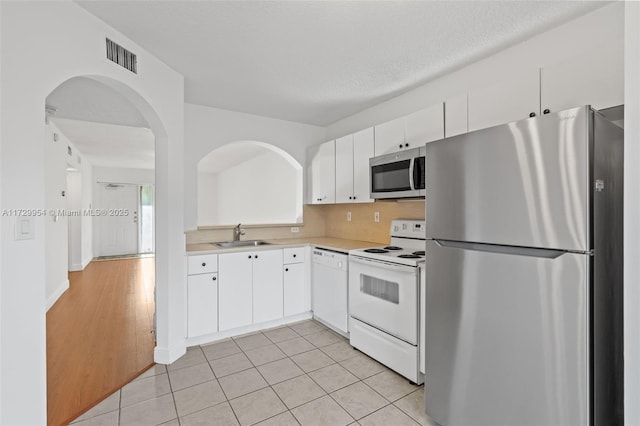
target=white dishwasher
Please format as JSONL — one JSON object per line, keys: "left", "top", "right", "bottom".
{"left": 312, "top": 248, "right": 349, "bottom": 334}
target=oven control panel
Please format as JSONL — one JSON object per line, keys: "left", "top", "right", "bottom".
{"left": 390, "top": 219, "right": 426, "bottom": 239}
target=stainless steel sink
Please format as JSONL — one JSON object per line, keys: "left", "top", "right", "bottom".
{"left": 215, "top": 240, "right": 271, "bottom": 248}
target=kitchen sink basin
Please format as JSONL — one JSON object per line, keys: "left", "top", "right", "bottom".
{"left": 215, "top": 240, "right": 271, "bottom": 248}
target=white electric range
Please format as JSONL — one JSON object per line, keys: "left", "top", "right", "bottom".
{"left": 348, "top": 219, "right": 425, "bottom": 384}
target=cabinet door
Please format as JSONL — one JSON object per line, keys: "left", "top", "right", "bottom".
{"left": 308, "top": 140, "right": 335, "bottom": 204}
{"left": 352, "top": 127, "right": 374, "bottom": 203}
{"left": 374, "top": 117, "right": 405, "bottom": 155}
{"left": 187, "top": 273, "right": 218, "bottom": 338}
{"left": 404, "top": 103, "right": 444, "bottom": 147}
{"left": 252, "top": 250, "right": 284, "bottom": 324}
{"left": 445, "top": 93, "right": 468, "bottom": 138}
{"left": 335, "top": 134, "right": 354, "bottom": 204}
{"left": 219, "top": 252, "right": 253, "bottom": 331}
{"left": 468, "top": 68, "right": 540, "bottom": 132}
{"left": 541, "top": 42, "right": 623, "bottom": 114}
{"left": 283, "top": 263, "right": 307, "bottom": 317}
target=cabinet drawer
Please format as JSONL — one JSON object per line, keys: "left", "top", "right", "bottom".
{"left": 188, "top": 254, "right": 218, "bottom": 275}
{"left": 283, "top": 247, "right": 305, "bottom": 264}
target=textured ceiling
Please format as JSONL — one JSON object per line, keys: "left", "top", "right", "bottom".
{"left": 77, "top": 0, "right": 606, "bottom": 126}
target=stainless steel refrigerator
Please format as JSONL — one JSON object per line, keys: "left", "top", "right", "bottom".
{"left": 424, "top": 106, "right": 623, "bottom": 426}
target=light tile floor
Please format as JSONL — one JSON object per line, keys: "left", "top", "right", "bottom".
{"left": 70, "top": 320, "right": 433, "bottom": 426}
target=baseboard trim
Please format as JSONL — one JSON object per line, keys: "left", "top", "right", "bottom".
{"left": 82, "top": 254, "right": 93, "bottom": 269}
{"left": 46, "top": 279, "right": 70, "bottom": 311}
{"left": 185, "top": 312, "right": 313, "bottom": 347}
{"left": 154, "top": 344, "right": 186, "bottom": 365}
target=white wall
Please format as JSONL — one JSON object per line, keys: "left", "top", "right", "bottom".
{"left": 44, "top": 122, "right": 70, "bottom": 311}
{"left": 325, "top": 3, "right": 624, "bottom": 139}
{"left": 92, "top": 166, "right": 155, "bottom": 257}
{"left": 0, "top": 2, "right": 185, "bottom": 424}
{"left": 67, "top": 171, "right": 82, "bottom": 270}
{"left": 44, "top": 121, "right": 93, "bottom": 310}
{"left": 214, "top": 150, "right": 300, "bottom": 225}
{"left": 197, "top": 171, "right": 219, "bottom": 225}
{"left": 624, "top": 2, "right": 640, "bottom": 424}
{"left": 184, "top": 103, "right": 325, "bottom": 230}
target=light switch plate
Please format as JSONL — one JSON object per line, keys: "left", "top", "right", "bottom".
{"left": 347, "top": 211, "right": 352, "bottom": 222}
{"left": 291, "top": 227, "right": 300, "bottom": 233}
{"left": 15, "top": 217, "right": 34, "bottom": 240}
{"left": 374, "top": 211, "right": 380, "bottom": 222}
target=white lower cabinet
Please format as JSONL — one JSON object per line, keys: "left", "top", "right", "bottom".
{"left": 252, "top": 250, "right": 284, "bottom": 323}
{"left": 219, "top": 248, "right": 284, "bottom": 331}
{"left": 283, "top": 247, "right": 309, "bottom": 316}
{"left": 218, "top": 251, "right": 254, "bottom": 331}
{"left": 187, "top": 246, "right": 310, "bottom": 341}
{"left": 187, "top": 273, "right": 218, "bottom": 338}
{"left": 187, "top": 253, "right": 219, "bottom": 338}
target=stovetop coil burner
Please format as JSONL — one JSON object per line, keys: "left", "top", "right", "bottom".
{"left": 398, "top": 254, "right": 421, "bottom": 259}
{"left": 364, "top": 248, "right": 389, "bottom": 254}
{"left": 384, "top": 246, "right": 403, "bottom": 251}
{"left": 412, "top": 251, "right": 425, "bottom": 256}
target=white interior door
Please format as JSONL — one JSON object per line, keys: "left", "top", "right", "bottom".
{"left": 99, "top": 183, "right": 138, "bottom": 256}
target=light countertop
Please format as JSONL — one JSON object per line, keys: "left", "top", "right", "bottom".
{"left": 186, "top": 236, "right": 377, "bottom": 255}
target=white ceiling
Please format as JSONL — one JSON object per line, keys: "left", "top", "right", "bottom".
{"left": 47, "top": 76, "right": 149, "bottom": 128}
{"left": 51, "top": 118, "right": 155, "bottom": 169}
{"left": 76, "top": 0, "right": 606, "bottom": 126}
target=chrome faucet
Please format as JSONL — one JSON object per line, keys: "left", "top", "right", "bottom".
{"left": 234, "top": 223, "right": 245, "bottom": 241}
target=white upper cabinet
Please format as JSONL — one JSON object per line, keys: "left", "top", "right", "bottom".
{"left": 352, "top": 127, "right": 374, "bottom": 203}
{"left": 404, "top": 103, "right": 444, "bottom": 146}
{"left": 308, "top": 140, "right": 335, "bottom": 204}
{"left": 541, "top": 42, "right": 623, "bottom": 115}
{"left": 445, "top": 93, "right": 468, "bottom": 138}
{"left": 335, "top": 134, "right": 354, "bottom": 204}
{"left": 375, "top": 104, "right": 444, "bottom": 155}
{"left": 468, "top": 68, "right": 540, "bottom": 132}
{"left": 335, "top": 128, "right": 374, "bottom": 204}
{"left": 374, "top": 116, "right": 405, "bottom": 155}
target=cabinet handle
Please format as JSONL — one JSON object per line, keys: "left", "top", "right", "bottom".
{"left": 405, "top": 143, "right": 409, "bottom": 147}
{"left": 353, "top": 196, "right": 356, "bottom": 200}
{"left": 285, "top": 268, "right": 289, "bottom": 272}
{"left": 293, "top": 254, "right": 297, "bottom": 258}
{"left": 201, "top": 262, "right": 206, "bottom": 267}
{"left": 212, "top": 276, "right": 217, "bottom": 281}
{"left": 248, "top": 255, "right": 252, "bottom": 259}
{"left": 255, "top": 255, "right": 259, "bottom": 259}
{"left": 529, "top": 112, "right": 536, "bottom": 118}
{"left": 543, "top": 108, "right": 551, "bottom": 114}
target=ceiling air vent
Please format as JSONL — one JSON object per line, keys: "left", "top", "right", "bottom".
{"left": 106, "top": 38, "right": 137, "bottom": 74}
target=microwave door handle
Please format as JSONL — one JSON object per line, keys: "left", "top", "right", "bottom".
{"left": 408, "top": 158, "right": 415, "bottom": 190}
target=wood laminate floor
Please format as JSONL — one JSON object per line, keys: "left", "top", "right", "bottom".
{"left": 46, "top": 257, "right": 156, "bottom": 426}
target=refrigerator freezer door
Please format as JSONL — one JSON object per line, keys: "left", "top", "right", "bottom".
{"left": 425, "top": 106, "right": 590, "bottom": 252}
{"left": 424, "top": 239, "right": 589, "bottom": 426}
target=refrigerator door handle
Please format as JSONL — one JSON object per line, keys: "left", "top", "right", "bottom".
{"left": 433, "top": 239, "right": 566, "bottom": 259}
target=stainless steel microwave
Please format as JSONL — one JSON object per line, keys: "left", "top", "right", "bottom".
{"left": 370, "top": 147, "right": 425, "bottom": 199}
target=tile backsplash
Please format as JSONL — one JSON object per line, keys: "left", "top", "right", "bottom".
{"left": 185, "top": 201, "right": 425, "bottom": 245}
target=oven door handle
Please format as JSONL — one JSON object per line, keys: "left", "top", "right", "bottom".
{"left": 349, "top": 255, "right": 418, "bottom": 273}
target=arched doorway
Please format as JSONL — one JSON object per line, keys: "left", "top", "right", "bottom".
{"left": 44, "top": 75, "right": 166, "bottom": 425}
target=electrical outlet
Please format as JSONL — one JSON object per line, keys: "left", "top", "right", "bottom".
{"left": 347, "top": 211, "right": 352, "bottom": 222}
{"left": 374, "top": 211, "right": 380, "bottom": 222}
{"left": 291, "top": 227, "right": 300, "bottom": 233}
